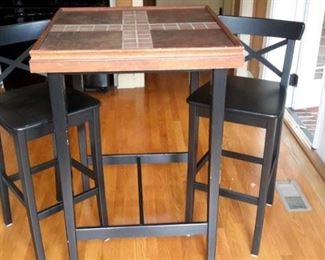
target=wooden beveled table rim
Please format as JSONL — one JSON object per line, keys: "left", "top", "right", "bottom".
{"left": 29, "top": 5, "right": 244, "bottom": 73}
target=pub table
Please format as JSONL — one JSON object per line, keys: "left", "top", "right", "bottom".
{"left": 29, "top": 6, "right": 243, "bottom": 259}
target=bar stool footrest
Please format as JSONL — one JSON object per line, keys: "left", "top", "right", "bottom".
{"left": 38, "top": 187, "right": 99, "bottom": 220}
{"left": 71, "top": 159, "right": 96, "bottom": 180}
{"left": 194, "top": 181, "right": 258, "bottom": 205}
{"left": 8, "top": 159, "right": 57, "bottom": 182}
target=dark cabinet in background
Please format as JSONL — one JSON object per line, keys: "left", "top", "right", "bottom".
{"left": 0, "top": 0, "right": 110, "bottom": 24}
{"left": 0, "top": 0, "right": 112, "bottom": 91}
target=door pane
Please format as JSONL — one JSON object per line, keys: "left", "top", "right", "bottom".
{"left": 287, "top": 11, "right": 325, "bottom": 143}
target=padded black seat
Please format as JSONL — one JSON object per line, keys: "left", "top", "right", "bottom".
{"left": 188, "top": 76, "right": 286, "bottom": 118}
{"left": 0, "top": 83, "right": 99, "bottom": 132}
{"left": 185, "top": 15, "right": 304, "bottom": 256}
{"left": 0, "top": 20, "right": 108, "bottom": 260}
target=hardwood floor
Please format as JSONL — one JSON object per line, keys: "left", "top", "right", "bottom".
{"left": 0, "top": 72, "right": 324, "bottom": 259}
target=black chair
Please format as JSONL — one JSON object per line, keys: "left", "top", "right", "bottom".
{"left": 185, "top": 16, "right": 304, "bottom": 255}
{"left": 0, "top": 20, "right": 108, "bottom": 259}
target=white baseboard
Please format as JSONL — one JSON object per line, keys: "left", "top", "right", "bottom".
{"left": 115, "top": 73, "right": 145, "bottom": 88}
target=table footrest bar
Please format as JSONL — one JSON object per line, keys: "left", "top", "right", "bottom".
{"left": 136, "top": 157, "right": 145, "bottom": 224}
{"left": 76, "top": 222, "right": 208, "bottom": 240}
{"left": 71, "top": 159, "right": 96, "bottom": 180}
{"left": 38, "top": 187, "right": 98, "bottom": 220}
{"left": 88, "top": 152, "right": 188, "bottom": 165}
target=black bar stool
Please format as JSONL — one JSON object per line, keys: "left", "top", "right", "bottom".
{"left": 0, "top": 21, "right": 108, "bottom": 259}
{"left": 185, "top": 16, "right": 304, "bottom": 256}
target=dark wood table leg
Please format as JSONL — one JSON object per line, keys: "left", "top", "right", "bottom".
{"left": 207, "top": 69, "right": 227, "bottom": 260}
{"left": 48, "top": 74, "right": 78, "bottom": 260}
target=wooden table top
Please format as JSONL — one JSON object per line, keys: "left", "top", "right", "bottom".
{"left": 30, "top": 6, "right": 244, "bottom": 73}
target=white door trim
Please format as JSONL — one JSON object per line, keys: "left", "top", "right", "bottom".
{"left": 313, "top": 74, "right": 325, "bottom": 161}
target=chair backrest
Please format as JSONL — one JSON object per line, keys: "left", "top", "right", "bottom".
{"left": 219, "top": 15, "right": 305, "bottom": 88}
{"left": 0, "top": 20, "right": 49, "bottom": 88}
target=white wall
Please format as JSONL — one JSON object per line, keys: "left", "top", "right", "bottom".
{"left": 222, "top": 0, "right": 234, "bottom": 15}
{"left": 235, "top": 0, "right": 254, "bottom": 77}
{"left": 156, "top": 0, "right": 219, "bottom": 14}
{"left": 110, "top": 0, "right": 143, "bottom": 7}
{"left": 133, "top": 0, "right": 143, "bottom": 6}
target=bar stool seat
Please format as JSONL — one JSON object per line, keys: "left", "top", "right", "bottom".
{"left": 0, "top": 82, "right": 99, "bottom": 133}
{"left": 187, "top": 75, "right": 286, "bottom": 118}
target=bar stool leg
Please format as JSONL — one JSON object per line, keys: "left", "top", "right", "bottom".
{"left": 185, "top": 71, "right": 200, "bottom": 222}
{"left": 77, "top": 124, "right": 90, "bottom": 191}
{"left": 89, "top": 108, "right": 108, "bottom": 226}
{"left": 0, "top": 137, "right": 12, "bottom": 225}
{"left": 14, "top": 132, "right": 45, "bottom": 260}
{"left": 267, "top": 118, "right": 283, "bottom": 205}
{"left": 52, "top": 135, "right": 62, "bottom": 202}
{"left": 185, "top": 105, "right": 199, "bottom": 222}
{"left": 251, "top": 119, "right": 277, "bottom": 256}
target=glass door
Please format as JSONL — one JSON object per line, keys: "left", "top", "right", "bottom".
{"left": 266, "top": 0, "right": 325, "bottom": 167}
{"left": 287, "top": 10, "right": 325, "bottom": 145}
{"left": 268, "top": 0, "right": 324, "bottom": 140}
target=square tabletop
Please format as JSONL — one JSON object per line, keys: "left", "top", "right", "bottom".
{"left": 29, "top": 6, "right": 244, "bottom": 73}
